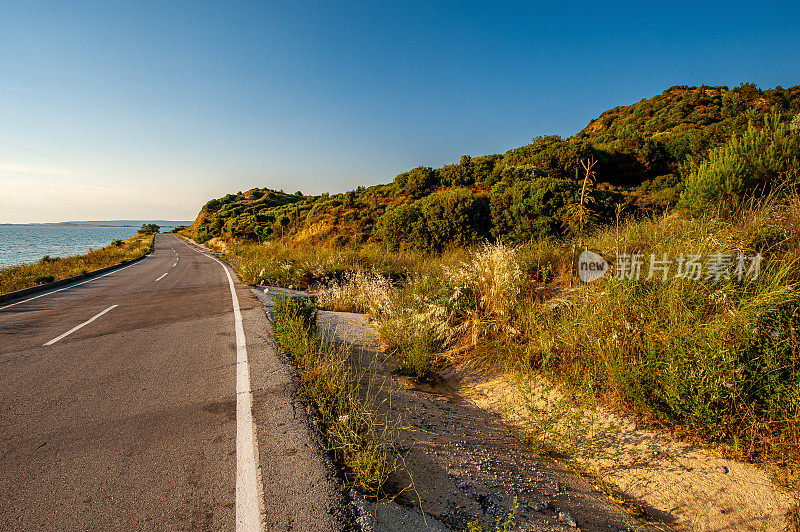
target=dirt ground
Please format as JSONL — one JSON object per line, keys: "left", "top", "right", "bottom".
{"left": 316, "top": 309, "right": 649, "bottom": 532}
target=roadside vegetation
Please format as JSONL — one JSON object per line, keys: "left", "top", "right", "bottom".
{"left": 271, "top": 296, "right": 399, "bottom": 495}
{"left": 188, "top": 84, "right": 800, "bottom": 523}
{"left": 214, "top": 191, "right": 799, "bottom": 474}
{"left": 0, "top": 233, "right": 154, "bottom": 294}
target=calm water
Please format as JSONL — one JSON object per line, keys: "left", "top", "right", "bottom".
{"left": 0, "top": 225, "right": 140, "bottom": 268}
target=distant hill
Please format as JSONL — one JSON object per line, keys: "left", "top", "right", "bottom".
{"left": 189, "top": 83, "right": 800, "bottom": 250}
{"left": 53, "top": 220, "right": 193, "bottom": 228}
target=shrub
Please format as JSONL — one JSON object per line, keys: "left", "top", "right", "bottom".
{"left": 679, "top": 113, "right": 800, "bottom": 214}
{"left": 138, "top": 223, "right": 160, "bottom": 234}
{"left": 34, "top": 274, "right": 55, "bottom": 284}
{"left": 378, "top": 189, "right": 490, "bottom": 252}
{"left": 394, "top": 165, "right": 437, "bottom": 198}
{"left": 489, "top": 177, "right": 578, "bottom": 242}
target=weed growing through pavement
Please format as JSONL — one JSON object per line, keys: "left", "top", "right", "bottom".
{"left": 271, "top": 296, "right": 401, "bottom": 494}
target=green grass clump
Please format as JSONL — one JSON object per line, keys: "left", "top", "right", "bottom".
{"left": 271, "top": 296, "right": 397, "bottom": 494}
{"left": 466, "top": 497, "right": 519, "bottom": 531}
{"left": 0, "top": 233, "right": 154, "bottom": 294}
{"left": 389, "top": 321, "right": 440, "bottom": 381}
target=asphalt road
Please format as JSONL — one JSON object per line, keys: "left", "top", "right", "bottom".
{"left": 0, "top": 234, "right": 349, "bottom": 531}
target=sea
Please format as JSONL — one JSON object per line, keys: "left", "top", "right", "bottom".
{"left": 0, "top": 225, "right": 148, "bottom": 268}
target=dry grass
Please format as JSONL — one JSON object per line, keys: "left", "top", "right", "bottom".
{"left": 316, "top": 269, "right": 395, "bottom": 315}
{"left": 195, "top": 194, "right": 800, "bottom": 483}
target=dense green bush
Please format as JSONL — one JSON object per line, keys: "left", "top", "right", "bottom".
{"left": 393, "top": 165, "right": 437, "bottom": 198}
{"left": 378, "top": 188, "right": 490, "bottom": 252}
{"left": 489, "top": 177, "right": 578, "bottom": 242}
{"left": 502, "top": 136, "right": 594, "bottom": 180}
{"left": 138, "top": 223, "right": 160, "bottom": 234}
{"left": 679, "top": 114, "right": 800, "bottom": 214}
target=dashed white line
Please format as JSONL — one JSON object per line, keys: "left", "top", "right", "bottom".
{"left": 155, "top": 272, "right": 168, "bottom": 282}
{"left": 43, "top": 305, "right": 118, "bottom": 346}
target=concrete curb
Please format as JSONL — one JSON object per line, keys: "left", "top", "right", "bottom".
{"left": 0, "top": 241, "right": 155, "bottom": 305}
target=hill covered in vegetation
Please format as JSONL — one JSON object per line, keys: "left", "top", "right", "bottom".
{"left": 189, "top": 83, "right": 800, "bottom": 251}
{"left": 186, "top": 83, "right": 800, "bottom": 522}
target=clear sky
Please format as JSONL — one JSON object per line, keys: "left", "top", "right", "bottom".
{"left": 1, "top": 1, "right": 798, "bottom": 223}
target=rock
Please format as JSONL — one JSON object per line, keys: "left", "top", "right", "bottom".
{"left": 558, "top": 510, "right": 577, "bottom": 527}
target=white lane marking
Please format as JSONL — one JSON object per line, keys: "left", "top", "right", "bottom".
{"left": 172, "top": 262, "right": 177, "bottom": 267}
{"left": 155, "top": 272, "right": 168, "bottom": 282}
{"left": 205, "top": 253, "right": 263, "bottom": 530}
{"left": 0, "top": 260, "right": 143, "bottom": 311}
{"left": 43, "top": 305, "right": 118, "bottom": 346}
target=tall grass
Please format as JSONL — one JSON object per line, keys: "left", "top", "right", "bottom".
{"left": 0, "top": 233, "right": 154, "bottom": 294}
{"left": 316, "top": 269, "right": 395, "bottom": 314}
{"left": 271, "top": 296, "right": 398, "bottom": 494}
{"left": 202, "top": 194, "right": 800, "bottom": 473}
{"left": 523, "top": 196, "right": 800, "bottom": 466}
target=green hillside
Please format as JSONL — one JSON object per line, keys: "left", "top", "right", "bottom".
{"left": 190, "top": 83, "right": 800, "bottom": 249}
{"left": 187, "top": 83, "right": 800, "bottom": 480}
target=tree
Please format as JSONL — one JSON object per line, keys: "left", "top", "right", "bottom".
{"left": 490, "top": 177, "right": 578, "bottom": 242}
{"left": 138, "top": 223, "right": 160, "bottom": 234}
{"left": 397, "top": 166, "right": 437, "bottom": 198}
{"left": 279, "top": 215, "right": 290, "bottom": 237}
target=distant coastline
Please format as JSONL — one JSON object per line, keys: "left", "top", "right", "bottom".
{"left": 0, "top": 224, "right": 188, "bottom": 268}
{"left": 0, "top": 220, "right": 193, "bottom": 228}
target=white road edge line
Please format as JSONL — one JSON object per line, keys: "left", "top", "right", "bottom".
{"left": 206, "top": 253, "right": 264, "bottom": 530}
{"left": 0, "top": 260, "right": 142, "bottom": 311}
{"left": 43, "top": 305, "right": 118, "bottom": 346}
{"left": 155, "top": 272, "right": 168, "bottom": 281}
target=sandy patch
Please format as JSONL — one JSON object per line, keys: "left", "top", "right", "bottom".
{"left": 454, "top": 367, "right": 794, "bottom": 531}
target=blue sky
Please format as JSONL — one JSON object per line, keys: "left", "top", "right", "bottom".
{"left": 1, "top": 1, "right": 798, "bottom": 223}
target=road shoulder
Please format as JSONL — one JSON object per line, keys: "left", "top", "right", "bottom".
{"left": 240, "top": 284, "right": 355, "bottom": 530}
